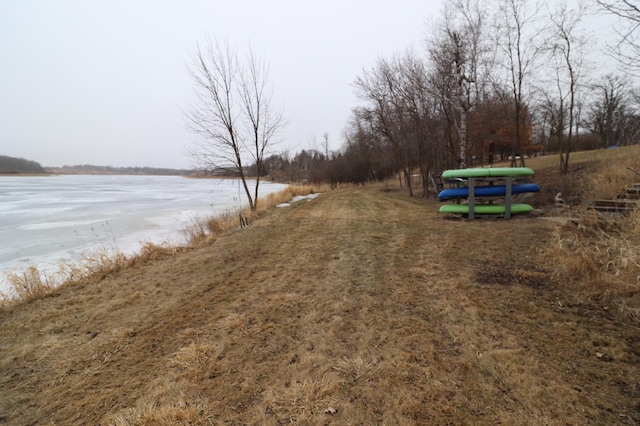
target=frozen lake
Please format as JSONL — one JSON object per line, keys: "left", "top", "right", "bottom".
{"left": 0, "top": 175, "right": 287, "bottom": 295}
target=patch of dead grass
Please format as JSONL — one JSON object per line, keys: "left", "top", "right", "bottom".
{"left": 524, "top": 145, "right": 640, "bottom": 206}
{"left": 547, "top": 209, "right": 640, "bottom": 320}
{"left": 332, "top": 356, "right": 381, "bottom": 383}
{"left": 264, "top": 376, "right": 340, "bottom": 423}
{"left": 107, "top": 392, "right": 215, "bottom": 426}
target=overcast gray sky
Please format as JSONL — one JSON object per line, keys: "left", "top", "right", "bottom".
{"left": 1, "top": 0, "right": 448, "bottom": 169}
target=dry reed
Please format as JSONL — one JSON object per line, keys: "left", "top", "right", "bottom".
{"left": 2, "top": 266, "right": 55, "bottom": 303}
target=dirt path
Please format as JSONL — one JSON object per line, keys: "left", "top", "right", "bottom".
{"left": 1, "top": 185, "right": 639, "bottom": 424}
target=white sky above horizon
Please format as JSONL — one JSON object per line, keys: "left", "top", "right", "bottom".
{"left": 0, "top": 0, "right": 626, "bottom": 169}
{"left": 1, "top": 0, "right": 443, "bottom": 169}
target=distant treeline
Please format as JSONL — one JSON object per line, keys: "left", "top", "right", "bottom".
{"left": 47, "top": 165, "right": 194, "bottom": 176}
{"left": 0, "top": 155, "right": 46, "bottom": 174}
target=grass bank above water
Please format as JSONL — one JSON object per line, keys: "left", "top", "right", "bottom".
{"left": 0, "top": 184, "right": 321, "bottom": 304}
{"left": 1, "top": 151, "right": 640, "bottom": 424}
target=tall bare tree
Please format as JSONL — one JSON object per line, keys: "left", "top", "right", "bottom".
{"left": 397, "top": 52, "right": 439, "bottom": 195}
{"left": 354, "top": 56, "right": 418, "bottom": 196}
{"left": 185, "top": 36, "right": 285, "bottom": 211}
{"left": 496, "top": 0, "right": 546, "bottom": 166}
{"left": 428, "top": 0, "right": 494, "bottom": 168}
{"left": 427, "top": 35, "right": 462, "bottom": 168}
{"left": 547, "top": 1, "right": 589, "bottom": 173}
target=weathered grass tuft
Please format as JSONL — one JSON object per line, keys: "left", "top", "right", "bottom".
{"left": 181, "top": 216, "right": 210, "bottom": 245}
{"left": 107, "top": 394, "right": 215, "bottom": 426}
{"left": 332, "top": 356, "right": 380, "bottom": 383}
{"left": 207, "top": 209, "right": 241, "bottom": 234}
{"left": 169, "top": 342, "right": 222, "bottom": 381}
{"left": 136, "top": 241, "right": 184, "bottom": 262}
{"left": 264, "top": 376, "right": 339, "bottom": 423}
{"left": 3, "top": 266, "right": 56, "bottom": 303}
{"left": 71, "top": 250, "right": 129, "bottom": 280}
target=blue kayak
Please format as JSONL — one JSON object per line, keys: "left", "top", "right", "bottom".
{"left": 438, "top": 183, "right": 540, "bottom": 201}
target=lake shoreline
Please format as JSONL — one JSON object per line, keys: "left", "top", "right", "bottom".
{"left": 0, "top": 176, "right": 290, "bottom": 295}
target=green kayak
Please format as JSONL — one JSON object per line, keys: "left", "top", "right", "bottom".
{"left": 441, "top": 167, "right": 534, "bottom": 179}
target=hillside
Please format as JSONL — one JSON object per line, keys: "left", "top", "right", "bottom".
{"left": 1, "top": 148, "right": 640, "bottom": 424}
{"left": 0, "top": 155, "right": 46, "bottom": 174}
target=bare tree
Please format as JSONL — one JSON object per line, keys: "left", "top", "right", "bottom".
{"left": 427, "top": 34, "right": 462, "bottom": 168}
{"left": 547, "top": 1, "right": 589, "bottom": 173}
{"left": 354, "top": 56, "right": 418, "bottom": 196}
{"left": 428, "top": 0, "right": 494, "bottom": 168}
{"left": 185, "top": 36, "right": 285, "bottom": 211}
{"left": 588, "top": 73, "right": 640, "bottom": 146}
{"left": 397, "top": 52, "right": 438, "bottom": 195}
{"left": 596, "top": 0, "right": 640, "bottom": 76}
{"left": 323, "top": 132, "right": 330, "bottom": 160}
{"left": 496, "top": 0, "right": 547, "bottom": 166}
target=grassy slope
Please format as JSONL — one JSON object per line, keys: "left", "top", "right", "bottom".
{"left": 1, "top": 149, "right": 640, "bottom": 424}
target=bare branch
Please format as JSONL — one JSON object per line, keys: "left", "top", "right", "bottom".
{"left": 596, "top": 0, "right": 640, "bottom": 75}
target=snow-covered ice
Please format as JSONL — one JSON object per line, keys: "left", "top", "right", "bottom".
{"left": 276, "top": 193, "right": 321, "bottom": 208}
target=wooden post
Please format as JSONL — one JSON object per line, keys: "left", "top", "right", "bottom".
{"left": 468, "top": 178, "right": 475, "bottom": 220}
{"left": 505, "top": 177, "right": 513, "bottom": 219}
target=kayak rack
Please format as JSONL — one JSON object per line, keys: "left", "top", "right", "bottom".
{"left": 438, "top": 168, "right": 538, "bottom": 219}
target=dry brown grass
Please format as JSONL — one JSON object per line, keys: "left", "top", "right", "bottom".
{"left": 181, "top": 184, "right": 320, "bottom": 246}
{"left": 2, "top": 173, "right": 640, "bottom": 424}
{"left": 547, "top": 208, "right": 640, "bottom": 320}
{"left": 525, "top": 146, "right": 640, "bottom": 322}
{"left": 524, "top": 145, "right": 640, "bottom": 202}
{"left": 255, "top": 184, "right": 323, "bottom": 211}
{"left": 1, "top": 248, "right": 130, "bottom": 306}
{"left": 585, "top": 153, "right": 640, "bottom": 200}
{"left": 2, "top": 266, "right": 55, "bottom": 303}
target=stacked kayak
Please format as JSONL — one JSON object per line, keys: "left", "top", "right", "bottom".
{"left": 437, "top": 167, "right": 539, "bottom": 217}
{"left": 438, "top": 183, "right": 540, "bottom": 201}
